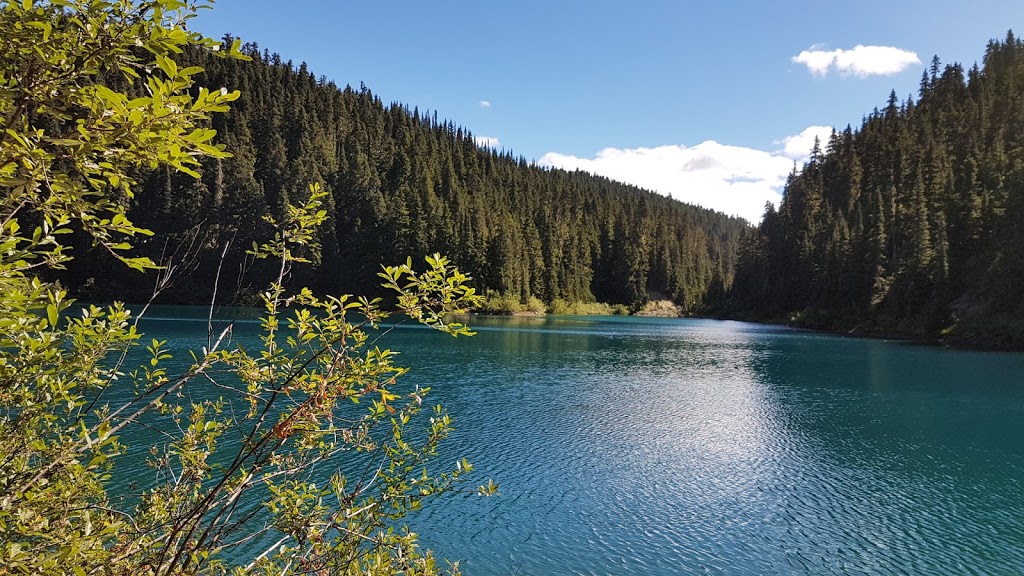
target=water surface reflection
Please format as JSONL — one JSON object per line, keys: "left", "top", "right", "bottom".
{"left": 125, "top": 312, "right": 1024, "bottom": 575}
{"left": 397, "top": 317, "right": 1024, "bottom": 575}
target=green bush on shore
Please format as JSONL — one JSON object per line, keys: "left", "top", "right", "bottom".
{"left": 549, "top": 299, "right": 630, "bottom": 316}
{"left": 476, "top": 292, "right": 630, "bottom": 316}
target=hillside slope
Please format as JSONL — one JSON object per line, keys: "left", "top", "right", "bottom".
{"left": 60, "top": 40, "right": 746, "bottom": 311}
{"left": 726, "top": 32, "right": 1024, "bottom": 347}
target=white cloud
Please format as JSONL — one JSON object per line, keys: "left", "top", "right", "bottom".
{"left": 475, "top": 135, "right": 500, "bottom": 148}
{"left": 776, "top": 125, "right": 834, "bottom": 162}
{"left": 793, "top": 44, "right": 921, "bottom": 77}
{"left": 539, "top": 136, "right": 814, "bottom": 223}
{"left": 479, "top": 100, "right": 492, "bottom": 108}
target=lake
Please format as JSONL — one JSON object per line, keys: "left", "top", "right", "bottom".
{"left": 130, "top": 310, "right": 1024, "bottom": 575}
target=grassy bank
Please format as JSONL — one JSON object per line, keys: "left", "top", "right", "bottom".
{"left": 476, "top": 292, "right": 630, "bottom": 316}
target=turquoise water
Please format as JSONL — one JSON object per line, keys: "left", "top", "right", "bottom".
{"left": 127, "top": 310, "right": 1024, "bottom": 575}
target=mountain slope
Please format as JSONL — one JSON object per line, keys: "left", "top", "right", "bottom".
{"left": 726, "top": 32, "right": 1024, "bottom": 347}
{"left": 61, "top": 39, "right": 747, "bottom": 311}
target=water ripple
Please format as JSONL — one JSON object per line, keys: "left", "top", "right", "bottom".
{"left": 126, "top": 313, "right": 1024, "bottom": 575}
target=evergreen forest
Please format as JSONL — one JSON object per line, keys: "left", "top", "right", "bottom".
{"left": 55, "top": 31, "right": 1024, "bottom": 347}
{"left": 727, "top": 32, "right": 1024, "bottom": 347}
{"left": 57, "top": 38, "right": 746, "bottom": 313}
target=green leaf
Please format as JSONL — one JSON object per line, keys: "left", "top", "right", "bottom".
{"left": 155, "top": 53, "right": 178, "bottom": 78}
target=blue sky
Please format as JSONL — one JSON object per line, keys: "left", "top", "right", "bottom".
{"left": 193, "top": 0, "right": 1024, "bottom": 222}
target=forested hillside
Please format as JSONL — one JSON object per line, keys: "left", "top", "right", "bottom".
{"left": 59, "top": 39, "right": 746, "bottom": 311}
{"left": 727, "top": 32, "right": 1024, "bottom": 346}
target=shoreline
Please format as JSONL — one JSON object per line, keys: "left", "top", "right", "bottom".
{"left": 704, "top": 314, "right": 1024, "bottom": 353}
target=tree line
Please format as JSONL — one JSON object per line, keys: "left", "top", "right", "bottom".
{"left": 57, "top": 38, "right": 747, "bottom": 312}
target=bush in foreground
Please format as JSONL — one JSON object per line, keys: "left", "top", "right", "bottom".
{"left": 0, "top": 2, "right": 488, "bottom": 574}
